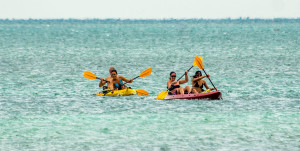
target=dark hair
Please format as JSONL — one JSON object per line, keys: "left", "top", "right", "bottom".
{"left": 110, "top": 69, "right": 117, "bottom": 74}
{"left": 193, "top": 71, "right": 202, "bottom": 78}
{"left": 170, "top": 71, "right": 176, "bottom": 76}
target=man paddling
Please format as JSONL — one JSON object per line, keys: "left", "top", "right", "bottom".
{"left": 99, "top": 66, "right": 115, "bottom": 90}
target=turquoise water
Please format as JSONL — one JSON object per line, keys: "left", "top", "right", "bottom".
{"left": 0, "top": 19, "right": 299, "bottom": 150}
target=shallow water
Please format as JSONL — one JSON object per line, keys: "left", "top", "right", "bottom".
{"left": 0, "top": 19, "right": 299, "bottom": 150}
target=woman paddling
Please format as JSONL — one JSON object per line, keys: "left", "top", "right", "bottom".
{"left": 110, "top": 69, "right": 133, "bottom": 90}
{"left": 167, "top": 71, "right": 191, "bottom": 95}
{"left": 192, "top": 71, "right": 216, "bottom": 93}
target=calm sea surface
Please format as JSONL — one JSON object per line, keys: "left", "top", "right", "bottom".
{"left": 0, "top": 19, "right": 299, "bottom": 150}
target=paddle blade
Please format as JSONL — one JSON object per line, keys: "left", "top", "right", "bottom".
{"left": 139, "top": 68, "right": 152, "bottom": 77}
{"left": 136, "top": 89, "right": 149, "bottom": 95}
{"left": 83, "top": 71, "right": 97, "bottom": 80}
{"left": 156, "top": 90, "right": 168, "bottom": 99}
{"left": 194, "top": 56, "right": 204, "bottom": 69}
{"left": 193, "top": 56, "right": 203, "bottom": 66}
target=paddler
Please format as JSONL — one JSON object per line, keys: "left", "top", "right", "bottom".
{"left": 110, "top": 69, "right": 133, "bottom": 90}
{"left": 99, "top": 66, "right": 115, "bottom": 90}
{"left": 191, "top": 71, "right": 216, "bottom": 93}
{"left": 167, "top": 71, "right": 191, "bottom": 95}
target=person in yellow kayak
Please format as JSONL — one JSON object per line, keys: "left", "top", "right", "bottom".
{"left": 99, "top": 66, "right": 115, "bottom": 90}
{"left": 167, "top": 71, "right": 191, "bottom": 95}
{"left": 110, "top": 69, "right": 133, "bottom": 90}
{"left": 191, "top": 71, "right": 216, "bottom": 93}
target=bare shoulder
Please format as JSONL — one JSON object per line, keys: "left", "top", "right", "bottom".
{"left": 119, "top": 76, "right": 126, "bottom": 80}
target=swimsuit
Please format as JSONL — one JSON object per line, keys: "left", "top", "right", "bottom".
{"left": 168, "top": 85, "right": 180, "bottom": 95}
{"left": 114, "top": 79, "right": 124, "bottom": 90}
{"left": 194, "top": 81, "right": 204, "bottom": 92}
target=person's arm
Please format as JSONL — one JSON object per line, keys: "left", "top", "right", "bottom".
{"left": 203, "top": 81, "right": 216, "bottom": 91}
{"left": 179, "top": 70, "right": 189, "bottom": 84}
{"left": 203, "top": 81, "right": 209, "bottom": 90}
{"left": 191, "top": 75, "right": 208, "bottom": 82}
{"left": 99, "top": 78, "right": 106, "bottom": 87}
{"left": 167, "top": 81, "right": 172, "bottom": 89}
{"left": 119, "top": 76, "right": 133, "bottom": 83}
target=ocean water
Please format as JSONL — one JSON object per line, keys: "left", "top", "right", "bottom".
{"left": 0, "top": 19, "right": 299, "bottom": 150}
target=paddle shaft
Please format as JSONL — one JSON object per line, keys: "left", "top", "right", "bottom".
{"left": 197, "top": 64, "right": 217, "bottom": 90}
{"left": 98, "top": 77, "right": 110, "bottom": 83}
{"left": 115, "top": 68, "right": 152, "bottom": 85}
{"left": 133, "top": 76, "right": 139, "bottom": 80}
{"left": 177, "top": 66, "right": 193, "bottom": 81}
{"left": 123, "top": 76, "right": 138, "bottom": 85}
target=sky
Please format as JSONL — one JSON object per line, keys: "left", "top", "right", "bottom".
{"left": 0, "top": 0, "right": 299, "bottom": 19}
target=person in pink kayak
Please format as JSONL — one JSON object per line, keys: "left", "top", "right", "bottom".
{"left": 191, "top": 71, "right": 216, "bottom": 93}
{"left": 167, "top": 71, "right": 191, "bottom": 95}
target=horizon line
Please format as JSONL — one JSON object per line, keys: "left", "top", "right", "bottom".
{"left": 0, "top": 17, "right": 300, "bottom": 21}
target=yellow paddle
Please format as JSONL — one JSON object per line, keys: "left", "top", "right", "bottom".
{"left": 193, "top": 56, "right": 203, "bottom": 69}
{"left": 136, "top": 89, "right": 149, "bottom": 95}
{"left": 83, "top": 71, "right": 101, "bottom": 80}
{"left": 83, "top": 71, "right": 97, "bottom": 80}
{"left": 156, "top": 57, "right": 201, "bottom": 99}
{"left": 123, "top": 68, "right": 152, "bottom": 84}
{"left": 83, "top": 71, "right": 111, "bottom": 83}
{"left": 156, "top": 90, "right": 168, "bottom": 100}
{"left": 122, "top": 68, "right": 152, "bottom": 95}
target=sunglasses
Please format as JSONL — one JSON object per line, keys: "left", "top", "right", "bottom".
{"left": 171, "top": 75, "right": 176, "bottom": 77}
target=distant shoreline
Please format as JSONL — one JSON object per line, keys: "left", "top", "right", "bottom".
{"left": 0, "top": 18, "right": 300, "bottom": 23}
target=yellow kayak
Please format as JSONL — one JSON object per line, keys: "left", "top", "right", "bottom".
{"left": 95, "top": 88, "right": 137, "bottom": 96}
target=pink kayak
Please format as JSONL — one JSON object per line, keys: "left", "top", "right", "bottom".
{"left": 164, "top": 91, "right": 222, "bottom": 100}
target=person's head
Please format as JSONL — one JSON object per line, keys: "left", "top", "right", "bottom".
{"left": 169, "top": 71, "right": 176, "bottom": 80}
{"left": 110, "top": 69, "right": 118, "bottom": 79}
{"left": 109, "top": 66, "right": 115, "bottom": 74}
{"left": 193, "top": 71, "right": 202, "bottom": 78}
